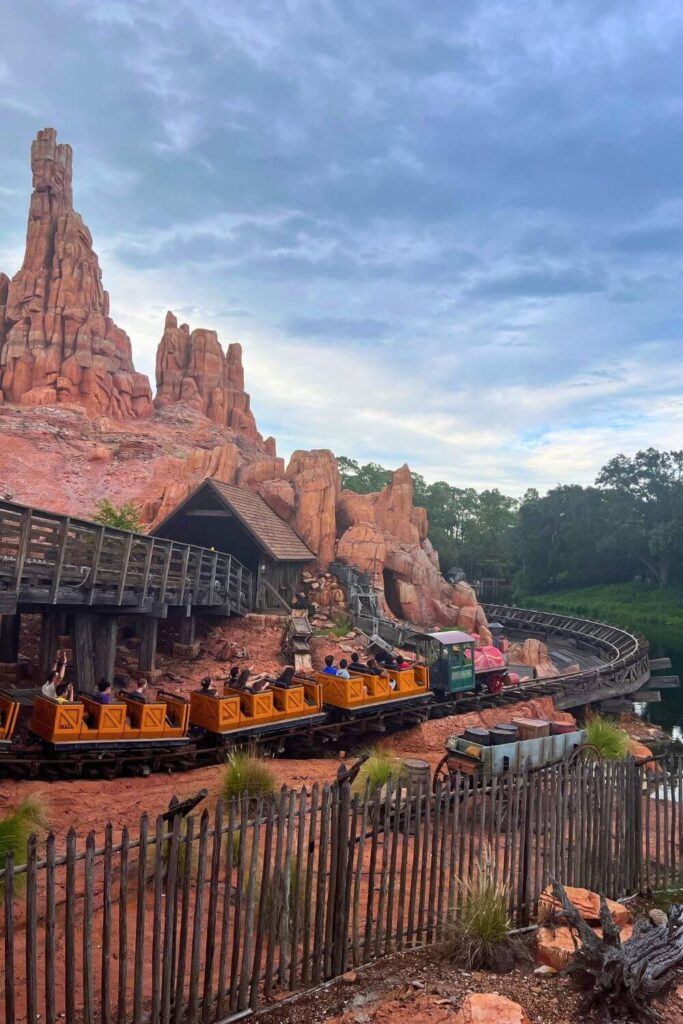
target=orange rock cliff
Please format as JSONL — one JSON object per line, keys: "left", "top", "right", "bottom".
{"left": 0, "top": 129, "right": 484, "bottom": 629}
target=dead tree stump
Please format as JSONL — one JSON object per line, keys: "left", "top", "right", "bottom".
{"left": 550, "top": 880, "right": 683, "bottom": 1022}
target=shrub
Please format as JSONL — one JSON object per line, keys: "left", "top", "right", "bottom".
{"left": 314, "top": 613, "right": 353, "bottom": 638}
{"left": 585, "top": 715, "right": 629, "bottom": 761}
{"left": 445, "top": 849, "right": 514, "bottom": 972}
{"left": 352, "top": 748, "right": 404, "bottom": 796}
{"left": 222, "top": 751, "right": 277, "bottom": 803}
{"left": 93, "top": 499, "right": 142, "bottom": 532}
{"left": 0, "top": 797, "right": 47, "bottom": 890}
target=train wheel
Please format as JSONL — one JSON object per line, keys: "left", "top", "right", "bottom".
{"left": 487, "top": 674, "right": 503, "bottom": 695}
{"left": 433, "top": 754, "right": 451, "bottom": 792}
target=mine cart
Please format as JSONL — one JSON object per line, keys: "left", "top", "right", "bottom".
{"left": 433, "top": 727, "right": 588, "bottom": 789}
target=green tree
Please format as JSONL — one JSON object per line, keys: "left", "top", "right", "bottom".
{"left": 92, "top": 499, "right": 142, "bottom": 533}
{"left": 596, "top": 448, "right": 683, "bottom": 588}
{"left": 512, "top": 484, "right": 639, "bottom": 597}
{"left": 337, "top": 457, "right": 392, "bottom": 493}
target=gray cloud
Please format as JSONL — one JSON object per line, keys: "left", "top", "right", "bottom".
{"left": 283, "top": 316, "right": 395, "bottom": 341}
{"left": 2, "top": 0, "right": 683, "bottom": 490}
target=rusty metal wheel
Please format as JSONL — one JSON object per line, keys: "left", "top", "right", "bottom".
{"left": 433, "top": 753, "right": 450, "bottom": 792}
{"left": 568, "top": 742, "right": 602, "bottom": 766}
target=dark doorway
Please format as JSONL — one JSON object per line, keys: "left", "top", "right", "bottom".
{"left": 382, "top": 568, "right": 403, "bottom": 619}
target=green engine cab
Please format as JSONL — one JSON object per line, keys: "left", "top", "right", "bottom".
{"left": 415, "top": 630, "right": 476, "bottom": 698}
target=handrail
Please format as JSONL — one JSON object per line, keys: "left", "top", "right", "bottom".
{"left": 0, "top": 498, "right": 255, "bottom": 612}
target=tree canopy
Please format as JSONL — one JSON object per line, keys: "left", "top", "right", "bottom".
{"left": 338, "top": 448, "right": 683, "bottom": 596}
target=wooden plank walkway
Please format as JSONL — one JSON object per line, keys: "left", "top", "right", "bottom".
{"left": 0, "top": 500, "right": 254, "bottom": 614}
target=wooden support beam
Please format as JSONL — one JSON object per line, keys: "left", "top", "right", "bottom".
{"left": 38, "top": 611, "right": 60, "bottom": 683}
{"left": 0, "top": 613, "right": 21, "bottom": 663}
{"left": 72, "top": 615, "right": 96, "bottom": 694}
{"left": 631, "top": 689, "right": 661, "bottom": 703}
{"left": 49, "top": 517, "right": 70, "bottom": 603}
{"left": 650, "top": 675, "right": 680, "bottom": 689}
{"left": 178, "top": 615, "right": 196, "bottom": 646}
{"left": 138, "top": 618, "right": 158, "bottom": 673}
{"left": 650, "top": 657, "right": 672, "bottom": 671}
{"left": 93, "top": 616, "right": 118, "bottom": 684}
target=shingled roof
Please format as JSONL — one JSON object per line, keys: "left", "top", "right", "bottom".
{"left": 206, "top": 481, "right": 315, "bottom": 562}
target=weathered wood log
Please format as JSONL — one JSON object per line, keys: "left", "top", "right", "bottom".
{"left": 550, "top": 880, "right": 683, "bottom": 1022}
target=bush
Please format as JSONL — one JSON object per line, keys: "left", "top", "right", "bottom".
{"left": 0, "top": 797, "right": 47, "bottom": 890}
{"left": 93, "top": 499, "right": 142, "bottom": 532}
{"left": 314, "top": 613, "right": 353, "bottom": 638}
{"left": 585, "top": 715, "right": 629, "bottom": 761}
{"left": 222, "top": 751, "right": 276, "bottom": 803}
{"left": 352, "top": 748, "right": 404, "bottom": 796}
{"left": 446, "top": 850, "right": 514, "bottom": 972}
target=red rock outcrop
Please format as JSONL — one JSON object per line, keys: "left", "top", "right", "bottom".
{"left": 0, "top": 129, "right": 153, "bottom": 419}
{"left": 336, "top": 466, "right": 485, "bottom": 627}
{"left": 155, "top": 311, "right": 262, "bottom": 442}
{"left": 286, "top": 450, "right": 341, "bottom": 569}
{"left": 0, "top": 129, "right": 488, "bottom": 634}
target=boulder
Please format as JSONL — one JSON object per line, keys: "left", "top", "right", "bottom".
{"left": 453, "top": 993, "right": 529, "bottom": 1024}
{"left": 537, "top": 923, "right": 634, "bottom": 972}
{"left": 538, "top": 884, "right": 631, "bottom": 927}
{"left": 0, "top": 129, "right": 153, "bottom": 419}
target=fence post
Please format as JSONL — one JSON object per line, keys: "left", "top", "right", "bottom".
{"left": 332, "top": 766, "right": 351, "bottom": 977}
{"left": 4, "top": 849, "right": 15, "bottom": 1024}
{"left": 26, "top": 834, "right": 38, "bottom": 1024}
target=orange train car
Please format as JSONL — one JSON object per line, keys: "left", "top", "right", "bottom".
{"left": 189, "top": 678, "right": 325, "bottom": 738}
{"left": 315, "top": 665, "right": 430, "bottom": 713}
{"left": 29, "top": 692, "right": 190, "bottom": 748}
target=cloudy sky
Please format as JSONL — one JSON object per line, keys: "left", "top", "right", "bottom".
{"left": 2, "top": 0, "right": 683, "bottom": 495}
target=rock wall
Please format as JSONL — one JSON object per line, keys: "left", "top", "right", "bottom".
{"left": 155, "top": 311, "right": 264, "bottom": 443}
{"left": 0, "top": 129, "right": 153, "bottom": 418}
{"left": 336, "top": 465, "right": 485, "bottom": 628}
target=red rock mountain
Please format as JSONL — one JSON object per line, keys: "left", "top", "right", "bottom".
{"left": 0, "top": 129, "right": 153, "bottom": 418}
{"left": 0, "top": 129, "right": 485, "bottom": 629}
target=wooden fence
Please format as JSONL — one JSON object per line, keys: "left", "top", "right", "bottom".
{"left": 2, "top": 756, "right": 682, "bottom": 1024}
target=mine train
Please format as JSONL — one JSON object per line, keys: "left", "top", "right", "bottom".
{"left": 0, "top": 631, "right": 515, "bottom": 778}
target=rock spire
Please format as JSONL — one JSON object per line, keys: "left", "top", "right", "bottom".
{"left": 0, "top": 128, "right": 153, "bottom": 418}
{"left": 155, "top": 311, "right": 262, "bottom": 442}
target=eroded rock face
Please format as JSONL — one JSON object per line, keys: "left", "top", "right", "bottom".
{"left": 286, "top": 450, "right": 341, "bottom": 569}
{"left": 336, "top": 467, "right": 485, "bottom": 628}
{"left": 0, "top": 130, "right": 485, "bottom": 633}
{"left": 0, "top": 129, "right": 153, "bottom": 418}
{"left": 155, "top": 311, "right": 262, "bottom": 442}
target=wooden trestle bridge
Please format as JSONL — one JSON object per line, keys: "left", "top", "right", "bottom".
{"left": 0, "top": 499, "right": 255, "bottom": 691}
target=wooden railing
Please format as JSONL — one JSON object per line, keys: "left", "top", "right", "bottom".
{"left": 0, "top": 500, "right": 254, "bottom": 613}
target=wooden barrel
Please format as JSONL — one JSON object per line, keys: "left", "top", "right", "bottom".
{"left": 464, "top": 726, "right": 491, "bottom": 746}
{"left": 403, "top": 758, "right": 431, "bottom": 789}
{"left": 490, "top": 726, "right": 515, "bottom": 746}
{"left": 550, "top": 720, "right": 576, "bottom": 735}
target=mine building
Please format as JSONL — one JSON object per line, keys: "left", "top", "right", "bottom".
{"left": 151, "top": 480, "right": 315, "bottom": 613}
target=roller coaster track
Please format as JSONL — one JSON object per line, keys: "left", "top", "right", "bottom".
{"left": 482, "top": 604, "right": 651, "bottom": 710}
